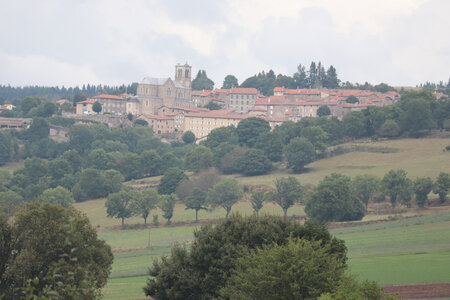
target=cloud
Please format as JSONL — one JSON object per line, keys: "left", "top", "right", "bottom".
{"left": 0, "top": 0, "right": 448, "bottom": 87}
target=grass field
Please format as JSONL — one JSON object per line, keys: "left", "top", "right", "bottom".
{"left": 239, "top": 138, "right": 450, "bottom": 186}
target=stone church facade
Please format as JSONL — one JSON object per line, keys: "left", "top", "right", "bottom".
{"left": 136, "top": 63, "right": 193, "bottom": 115}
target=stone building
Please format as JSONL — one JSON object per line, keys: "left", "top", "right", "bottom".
{"left": 136, "top": 63, "right": 193, "bottom": 115}
{"left": 226, "top": 88, "right": 258, "bottom": 113}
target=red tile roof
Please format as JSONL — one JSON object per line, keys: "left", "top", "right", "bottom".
{"left": 94, "top": 94, "right": 125, "bottom": 100}
{"left": 185, "top": 109, "right": 246, "bottom": 120}
{"left": 78, "top": 99, "right": 96, "bottom": 104}
{"left": 142, "top": 114, "right": 174, "bottom": 120}
{"left": 229, "top": 88, "right": 258, "bottom": 94}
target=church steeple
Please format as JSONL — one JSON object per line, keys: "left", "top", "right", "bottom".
{"left": 175, "top": 63, "right": 191, "bottom": 88}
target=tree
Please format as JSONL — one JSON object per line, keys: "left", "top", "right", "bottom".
{"left": 346, "top": 95, "right": 360, "bottom": 104}
{"left": 434, "top": 172, "right": 450, "bottom": 204}
{"left": 381, "top": 169, "right": 410, "bottom": 208}
{"left": 184, "top": 145, "right": 213, "bottom": 173}
{"left": 254, "top": 131, "right": 284, "bottom": 162}
{"left": 159, "top": 193, "right": 178, "bottom": 224}
{"left": 185, "top": 188, "right": 207, "bottom": 221}
{"left": 182, "top": 130, "right": 195, "bottom": 144}
{"left": 399, "top": 98, "right": 435, "bottom": 136}
{"left": 175, "top": 168, "right": 222, "bottom": 201}
{"left": 317, "top": 105, "right": 331, "bottom": 116}
{"left": 41, "top": 186, "right": 74, "bottom": 208}
{"left": 301, "top": 126, "right": 329, "bottom": 152}
{"left": 293, "top": 64, "right": 308, "bottom": 88}
{"left": 192, "top": 70, "right": 214, "bottom": 90}
{"left": 203, "top": 126, "right": 238, "bottom": 149}
{"left": 377, "top": 119, "right": 401, "bottom": 138}
{"left": 140, "top": 150, "right": 163, "bottom": 177}
{"left": 68, "top": 125, "right": 94, "bottom": 155}
{"left": 0, "top": 190, "right": 24, "bottom": 215}
{"left": 306, "top": 173, "right": 365, "bottom": 222}
{"left": 0, "top": 132, "right": 12, "bottom": 166}
{"left": 222, "top": 75, "right": 239, "bottom": 89}
{"left": 105, "top": 190, "right": 134, "bottom": 225}
{"left": 158, "top": 167, "right": 188, "bottom": 195}
{"left": 352, "top": 174, "right": 380, "bottom": 211}
{"left": 0, "top": 202, "right": 113, "bottom": 299}
{"left": 131, "top": 189, "right": 159, "bottom": 225}
{"left": 250, "top": 190, "right": 266, "bottom": 216}
{"left": 92, "top": 101, "right": 102, "bottom": 113}
{"left": 236, "top": 149, "right": 272, "bottom": 176}
{"left": 203, "top": 101, "right": 222, "bottom": 110}
{"left": 323, "top": 65, "right": 340, "bottom": 88}
{"left": 27, "top": 117, "right": 50, "bottom": 141}
{"left": 284, "top": 137, "right": 316, "bottom": 173}
{"left": 134, "top": 119, "right": 148, "bottom": 126}
{"left": 236, "top": 117, "right": 271, "bottom": 147}
{"left": 343, "top": 111, "right": 368, "bottom": 138}
{"left": 120, "top": 152, "right": 143, "bottom": 180}
{"left": 72, "top": 93, "right": 87, "bottom": 105}
{"left": 206, "top": 179, "right": 244, "bottom": 217}
{"left": 144, "top": 214, "right": 347, "bottom": 300}
{"left": 220, "top": 238, "right": 345, "bottom": 299}
{"left": 413, "top": 177, "right": 433, "bottom": 208}
{"left": 88, "top": 148, "right": 116, "bottom": 170}
{"left": 270, "top": 177, "right": 302, "bottom": 217}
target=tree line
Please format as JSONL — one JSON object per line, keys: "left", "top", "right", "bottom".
{"left": 0, "top": 83, "right": 138, "bottom": 103}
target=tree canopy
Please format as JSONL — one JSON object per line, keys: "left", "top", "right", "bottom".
{"left": 192, "top": 70, "right": 214, "bottom": 90}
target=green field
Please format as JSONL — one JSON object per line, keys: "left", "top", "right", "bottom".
{"left": 239, "top": 138, "right": 450, "bottom": 186}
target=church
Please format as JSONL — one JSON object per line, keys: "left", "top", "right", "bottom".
{"left": 136, "top": 63, "right": 193, "bottom": 115}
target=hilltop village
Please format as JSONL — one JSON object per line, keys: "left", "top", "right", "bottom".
{"left": 74, "top": 63, "right": 400, "bottom": 140}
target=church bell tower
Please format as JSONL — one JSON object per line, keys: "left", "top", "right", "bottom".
{"left": 175, "top": 63, "right": 192, "bottom": 88}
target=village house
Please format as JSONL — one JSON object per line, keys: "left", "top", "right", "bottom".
{"left": 76, "top": 99, "right": 96, "bottom": 115}
{"left": 138, "top": 114, "right": 175, "bottom": 134}
{"left": 90, "top": 94, "right": 129, "bottom": 115}
{"left": 226, "top": 88, "right": 259, "bottom": 113}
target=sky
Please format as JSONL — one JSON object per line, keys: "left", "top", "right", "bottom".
{"left": 0, "top": 0, "right": 449, "bottom": 88}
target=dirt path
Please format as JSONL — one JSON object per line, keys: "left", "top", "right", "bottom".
{"left": 383, "top": 283, "right": 450, "bottom": 298}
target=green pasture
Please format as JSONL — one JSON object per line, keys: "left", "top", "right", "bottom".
{"left": 239, "top": 138, "right": 450, "bottom": 186}
{"left": 75, "top": 199, "right": 305, "bottom": 228}
{"left": 103, "top": 276, "right": 147, "bottom": 300}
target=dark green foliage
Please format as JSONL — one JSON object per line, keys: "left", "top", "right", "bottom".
{"left": 222, "top": 75, "right": 239, "bottom": 89}
{"left": 0, "top": 132, "right": 12, "bottom": 165}
{"left": 301, "top": 126, "right": 329, "bottom": 152}
{"left": 236, "top": 117, "right": 271, "bottom": 147}
{"left": 352, "top": 174, "right": 380, "bottom": 210}
{"left": 131, "top": 189, "right": 159, "bottom": 225}
{"left": 306, "top": 173, "right": 365, "bottom": 222}
{"left": 203, "top": 101, "right": 222, "bottom": 110}
{"left": 106, "top": 190, "right": 134, "bottom": 225}
{"left": 41, "top": 186, "right": 74, "bottom": 208}
{"left": 184, "top": 145, "right": 213, "bottom": 173}
{"left": 192, "top": 70, "right": 214, "bottom": 90}
{"left": 0, "top": 190, "right": 24, "bottom": 215}
{"left": 346, "top": 95, "right": 360, "bottom": 104}
{"left": 203, "top": 126, "right": 238, "bottom": 149}
{"left": 120, "top": 153, "right": 143, "bottom": 180}
{"left": 0, "top": 202, "right": 113, "bottom": 299}
{"left": 284, "top": 137, "right": 316, "bottom": 172}
{"left": 220, "top": 238, "right": 345, "bottom": 299}
{"left": 92, "top": 101, "right": 102, "bottom": 113}
{"left": 381, "top": 169, "right": 410, "bottom": 208}
{"left": 134, "top": 119, "right": 148, "bottom": 127}
{"left": 317, "top": 105, "right": 331, "bottom": 116}
{"left": 75, "top": 168, "right": 123, "bottom": 201}
{"left": 413, "top": 177, "right": 433, "bottom": 208}
{"left": 269, "top": 177, "right": 303, "bottom": 217}
{"left": 377, "top": 119, "right": 401, "bottom": 137}
{"left": 185, "top": 188, "right": 207, "bottom": 221}
{"left": 140, "top": 150, "right": 163, "bottom": 177}
{"left": 27, "top": 117, "right": 50, "bottom": 141}
{"left": 212, "top": 142, "right": 237, "bottom": 169}
{"left": 434, "top": 172, "right": 450, "bottom": 204}
{"left": 175, "top": 169, "right": 221, "bottom": 201}
{"left": 236, "top": 149, "right": 271, "bottom": 176}
{"left": 182, "top": 130, "right": 195, "bottom": 144}
{"left": 206, "top": 179, "right": 244, "bottom": 217}
{"left": 68, "top": 125, "right": 95, "bottom": 155}
{"left": 158, "top": 167, "right": 188, "bottom": 195}
{"left": 399, "top": 97, "right": 435, "bottom": 136}
{"left": 88, "top": 148, "right": 116, "bottom": 170}
{"left": 144, "top": 214, "right": 347, "bottom": 300}
{"left": 343, "top": 111, "right": 368, "bottom": 138}
{"left": 254, "top": 131, "right": 283, "bottom": 161}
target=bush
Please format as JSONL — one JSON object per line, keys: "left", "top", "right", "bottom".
{"left": 236, "top": 149, "right": 272, "bottom": 176}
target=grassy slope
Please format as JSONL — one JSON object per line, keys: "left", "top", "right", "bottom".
{"left": 239, "top": 138, "right": 450, "bottom": 186}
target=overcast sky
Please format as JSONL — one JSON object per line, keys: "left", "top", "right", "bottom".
{"left": 0, "top": 0, "right": 449, "bottom": 88}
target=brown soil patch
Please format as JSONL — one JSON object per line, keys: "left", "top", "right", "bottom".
{"left": 383, "top": 283, "right": 450, "bottom": 298}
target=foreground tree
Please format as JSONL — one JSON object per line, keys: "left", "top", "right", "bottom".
{"left": 434, "top": 172, "right": 450, "bottom": 204}
{"left": 352, "top": 174, "right": 380, "bottom": 211}
{"left": 269, "top": 177, "right": 302, "bottom": 217}
{"left": 0, "top": 203, "right": 113, "bottom": 299}
{"left": 144, "top": 214, "right": 347, "bottom": 300}
{"left": 306, "top": 173, "right": 365, "bottom": 222}
{"left": 413, "top": 177, "right": 433, "bottom": 208}
{"left": 206, "top": 179, "right": 244, "bottom": 217}
{"left": 158, "top": 167, "right": 187, "bottom": 195}
{"left": 220, "top": 238, "right": 344, "bottom": 299}
{"left": 185, "top": 188, "right": 207, "bottom": 221}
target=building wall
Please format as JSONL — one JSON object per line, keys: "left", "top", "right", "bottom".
{"left": 183, "top": 116, "right": 242, "bottom": 138}
{"left": 227, "top": 93, "right": 257, "bottom": 113}
{"left": 76, "top": 102, "right": 94, "bottom": 115}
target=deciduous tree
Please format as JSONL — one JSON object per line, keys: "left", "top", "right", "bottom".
{"left": 434, "top": 172, "right": 450, "bottom": 204}
{"left": 284, "top": 137, "right": 316, "bottom": 173}
{"left": 269, "top": 177, "right": 302, "bottom": 217}
{"left": 41, "top": 186, "right": 74, "bottom": 208}
{"left": 413, "top": 177, "right": 433, "bottom": 208}
{"left": 352, "top": 174, "right": 380, "bottom": 211}
{"left": 105, "top": 190, "right": 134, "bottom": 225}
{"left": 159, "top": 193, "right": 178, "bottom": 224}
{"left": 206, "top": 179, "right": 244, "bottom": 217}
{"left": 250, "top": 190, "right": 266, "bottom": 216}
{"left": 185, "top": 188, "right": 207, "bottom": 222}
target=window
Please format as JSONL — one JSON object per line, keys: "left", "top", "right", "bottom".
{"left": 231, "top": 100, "right": 233, "bottom": 104}
{"left": 178, "top": 69, "right": 182, "bottom": 78}
{"left": 185, "top": 70, "right": 189, "bottom": 78}
{"left": 146, "top": 100, "right": 149, "bottom": 106}
{"left": 241, "top": 101, "right": 244, "bottom": 105}
{"left": 247, "top": 95, "right": 249, "bottom": 99}
{"left": 167, "top": 88, "right": 171, "bottom": 96}
{"left": 246, "top": 101, "right": 249, "bottom": 105}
